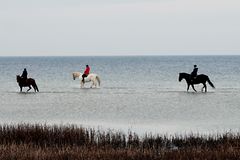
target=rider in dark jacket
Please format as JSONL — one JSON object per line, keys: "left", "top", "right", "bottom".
{"left": 21, "top": 68, "right": 28, "bottom": 84}
{"left": 190, "top": 65, "right": 198, "bottom": 82}
{"left": 21, "top": 68, "right": 28, "bottom": 79}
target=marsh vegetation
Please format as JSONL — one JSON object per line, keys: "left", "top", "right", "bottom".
{"left": 0, "top": 124, "right": 239, "bottom": 160}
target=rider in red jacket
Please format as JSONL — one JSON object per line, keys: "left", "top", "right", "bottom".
{"left": 82, "top": 65, "right": 90, "bottom": 83}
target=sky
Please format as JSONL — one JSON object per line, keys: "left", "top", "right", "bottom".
{"left": 0, "top": 0, "right": 240, "bottom": 56}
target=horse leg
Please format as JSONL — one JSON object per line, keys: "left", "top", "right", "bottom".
{"left": 32, "top": 85, "right": 36, "bottom": 92}
{"left": 91, "top": 80, "right": 96, "bottom": 88}
{"left": 94, "top": 80, "right": 97, "bottom": 88}
{"left": 27, "top": 86, "right": 31, "bottom": 92}
{"left": 80, "top": 81, "right": 84, "bottom": 88}
{"left": 201, "top": 84, "right": 204, "bottom": 92}
{"left": 187, "top": 84, "right": 190, "bottom": 92}
{"left": 191, "top": 84, "right": 197, "bottom": 92}
{"left": 204, "top": 84, "right": 207, "bottom": 92}
{"left": 201, "top": 83, "right": 206, "bottom": 92}
{"left": 20, "top": 87, "right": 22, "bottom": 92}
{"left": 90, "top": 81, "right": 94, "bottom": 88}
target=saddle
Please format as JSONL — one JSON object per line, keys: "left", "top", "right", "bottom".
{"left": 190, "top": 75, "right": 197, "bottom": 83}
{"left": 82, "top": 76, "right": 90, "bottom": 82}
{"left": 21, "top": 77, "right": 28, "bottom": 85}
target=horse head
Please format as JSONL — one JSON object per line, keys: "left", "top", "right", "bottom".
{"left": 179, "top": 72, "right": 190, "bottom": 82}
{"left": 16, "top": 75, "right": 21, "bottom": 83}
{"left": 72, "top": 72, "right": 81, "bottom": 80}
{"left": 179, "top": 73, "right": 183, "bottom": 82}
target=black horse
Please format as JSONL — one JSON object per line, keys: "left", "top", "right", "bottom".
{"left": 16, "top": 75, "right": 39, "bottom": 92}
{"left": 179, "top": 73, "right": 215, "bottom": 92}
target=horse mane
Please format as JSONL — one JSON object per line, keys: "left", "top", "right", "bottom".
{"left": 72, "top": 72, "right": 81, "bottom": 76}
{"left": 16, "top": 75, "right": 21, "bottom": 81}
{"left": 180, "top": 72, "right": 205, "bottom": 77}
{"left": 180, "top": 72, "right": 190, "bottom": 75}
{"left": 179, "top": 72, "right": 190, "bottom": 78}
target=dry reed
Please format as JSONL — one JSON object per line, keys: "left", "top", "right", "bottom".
{"left": 0, "top": 124, "right": 239, "bottom": 160}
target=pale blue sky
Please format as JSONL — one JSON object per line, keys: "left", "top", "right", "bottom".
{"left": 1, "top": 0, "right": 240, "bottom": 56}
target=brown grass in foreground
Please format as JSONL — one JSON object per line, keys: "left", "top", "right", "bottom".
{"left": 0, "top": 124, "right": 239, "bottom": 160}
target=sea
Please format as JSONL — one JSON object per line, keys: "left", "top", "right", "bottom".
{"left": 0, "top": 55, "right": 240, "bottom": 135}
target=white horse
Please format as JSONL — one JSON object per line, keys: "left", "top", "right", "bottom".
{"left": 72, "top": 72, "right": 100, "bottom": 88}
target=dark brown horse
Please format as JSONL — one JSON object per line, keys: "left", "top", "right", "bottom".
{"left": 16, "top": 75, "right": 39, "bottom": 92}
{"left": 179, "top": 72, "right": 215, "bottom": 92}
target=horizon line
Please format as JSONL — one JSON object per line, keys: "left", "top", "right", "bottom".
{"left": 0, "top": 54, "right": 240, "bottom": 57}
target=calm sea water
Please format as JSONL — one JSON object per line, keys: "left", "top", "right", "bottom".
{"left": 0, "top": 56, "right": 240, "bottom": 134}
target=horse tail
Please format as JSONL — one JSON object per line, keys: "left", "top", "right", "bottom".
{"left": 33, "top": 80, "right": 39, "bottom": 92}
{"left": 207, "top": 77, "right": 215, "bottom": 89}
{"left": 96, "top": 76, "right": 100, "bottom": 87}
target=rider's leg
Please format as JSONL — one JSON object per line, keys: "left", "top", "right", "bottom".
{"left": 82, "top": 74, "right": 85, "bottom": 83}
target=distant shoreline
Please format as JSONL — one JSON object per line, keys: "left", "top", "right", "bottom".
{"left": 0, "top": 54, "right": 240, "bottom": 58}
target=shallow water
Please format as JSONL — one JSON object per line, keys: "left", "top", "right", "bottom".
{"left": 0, "top": 56, "right": 240, "bottom": 134}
